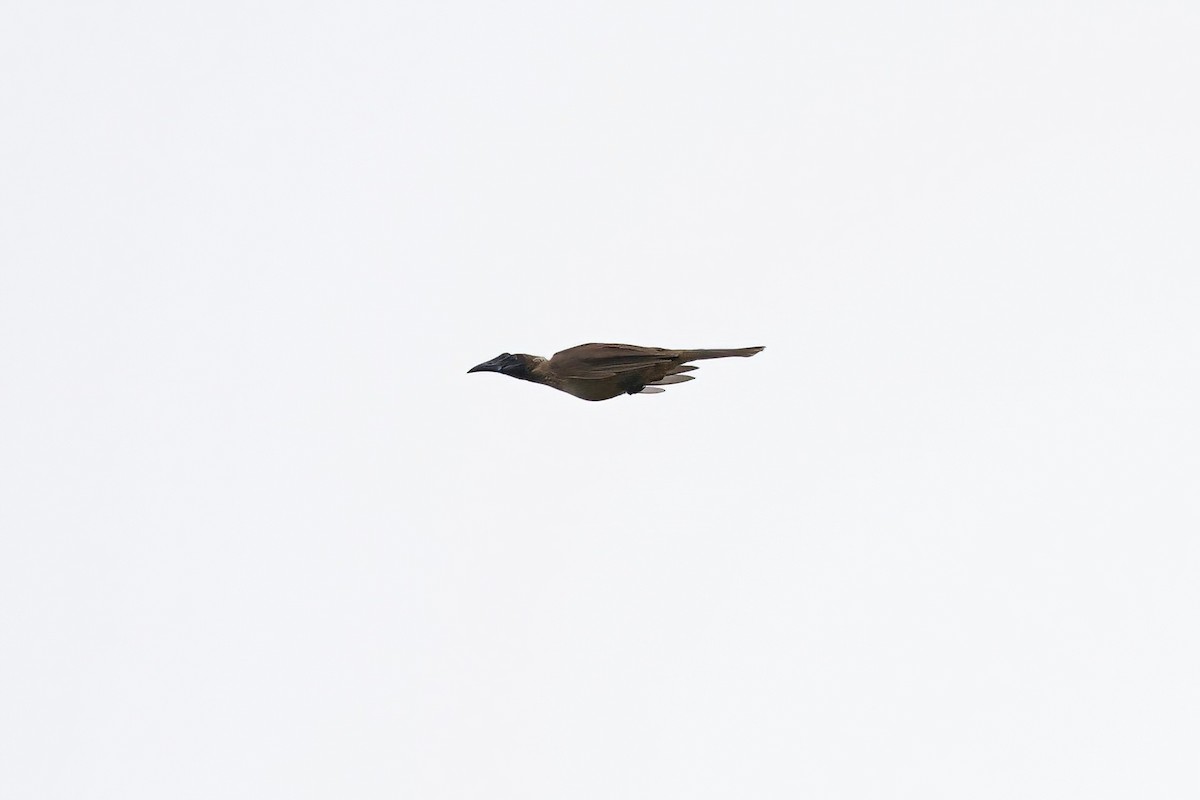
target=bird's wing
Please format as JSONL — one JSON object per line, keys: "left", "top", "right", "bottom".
{"left": 547, "top": 343, "right": 680, "bottom": 379}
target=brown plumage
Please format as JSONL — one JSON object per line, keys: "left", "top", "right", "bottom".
{"left": 468, "top": 342, "right": 765, "bottom": 401}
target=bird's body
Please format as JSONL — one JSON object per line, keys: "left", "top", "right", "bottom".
{"left": 468, "top": 342, "right": 764, "bottom": 401}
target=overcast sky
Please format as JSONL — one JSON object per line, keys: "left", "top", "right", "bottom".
{"left": 2, "top": 1, "right": 1198, "bottom": 798}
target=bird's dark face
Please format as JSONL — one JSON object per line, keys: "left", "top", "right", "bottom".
{"left": 467, "top": 352, "right": 532, "bottom": 380}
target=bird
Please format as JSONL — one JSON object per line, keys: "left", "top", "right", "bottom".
{"left": 467, "top": 342, "right": 765, "bottom": 401}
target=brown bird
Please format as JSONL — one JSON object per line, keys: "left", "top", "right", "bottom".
{"left": 468, "top": 342, "right": 765, "bottom": 401}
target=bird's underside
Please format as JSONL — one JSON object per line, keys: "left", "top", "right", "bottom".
{"left": 468, "top": 342, "right": 764, "bottom": 401}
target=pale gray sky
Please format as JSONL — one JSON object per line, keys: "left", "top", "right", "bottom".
{"left": 2, "top": 1, "right": 1198, "bottom": 798}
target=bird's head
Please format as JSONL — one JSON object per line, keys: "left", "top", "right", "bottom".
{"left": 467, "top": 352, "right": 537, "bottom": 380}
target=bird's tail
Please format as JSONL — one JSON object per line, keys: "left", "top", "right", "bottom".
{"left": 680, "top": 346, "right": 765, "bottom": 361}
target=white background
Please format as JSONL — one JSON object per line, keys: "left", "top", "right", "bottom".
{"left": 3, "top": 2, "right": 1198, "bottom": 797}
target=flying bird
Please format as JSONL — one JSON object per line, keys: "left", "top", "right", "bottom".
{"left": 468, "top": 342, "right": 765, "bottom": 401}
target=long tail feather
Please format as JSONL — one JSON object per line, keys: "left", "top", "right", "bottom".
{"left": 648, "top": 374, "right": 695, "bottom": 386}
{"left": 679, "top": 346, "right": 764, "bottom": 361}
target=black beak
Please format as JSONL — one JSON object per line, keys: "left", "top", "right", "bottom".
{"left": 467, "top": 355, "right": 507, "bottom": 374}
